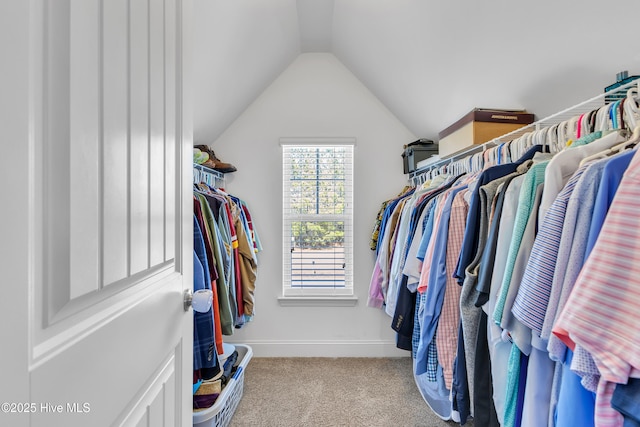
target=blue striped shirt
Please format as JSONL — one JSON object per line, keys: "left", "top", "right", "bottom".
{"left": 511, "top": 163, "right": 589, "bottom": 334}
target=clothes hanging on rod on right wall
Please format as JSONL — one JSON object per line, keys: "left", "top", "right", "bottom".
{"left": 368, "top": 81, "right": 640, "bottom": 427}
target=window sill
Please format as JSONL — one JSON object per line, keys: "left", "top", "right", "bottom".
{"left": 277, "top": 296, "right": 358, "bottom": 307}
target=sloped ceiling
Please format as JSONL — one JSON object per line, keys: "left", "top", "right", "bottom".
{"left": 194, "top": 0, "right": 640, "bottom": 144}
{"left": 193, "top": 0, "right": 300, "bottom": 144}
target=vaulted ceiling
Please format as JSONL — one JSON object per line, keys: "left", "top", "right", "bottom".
{"left": 194, "top": 0, "right": 640, "bottom": 144}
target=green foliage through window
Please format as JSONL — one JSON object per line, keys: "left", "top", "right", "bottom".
{"left": 291, "top": 221, "right": 344, "bottom": 250}
{"left": 283, "top": 143, "right": 353, "bottom": 292}
{"left": 288, "top": 147, "right": 347, "bottom": 216}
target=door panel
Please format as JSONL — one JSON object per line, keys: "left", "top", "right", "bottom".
{"left": 103, "top": 0, "right": 129, "bottom": 286}
{"left": 120, "top": 355, "right": 176, "bottom": 426}
{"left": 2, "top": 0, "right": 194, "bottom": 425}
{"left": 130, "top": 0, "right": 151, "bottom": 276}
{"left": 31, "top": 284, "right": 183, "bottom": 425}
{"left": 164, "top": 0, "right": 177, "bottom": 264}
{"left": 69, "top": 0, "right": 101, "bottom": 299}
{"left": 149, "top": 0, "right": 166, "bottom": 269}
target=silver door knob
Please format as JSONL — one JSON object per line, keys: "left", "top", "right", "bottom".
{"left": 183, "top": 289, "right": 213, "bottom": 313}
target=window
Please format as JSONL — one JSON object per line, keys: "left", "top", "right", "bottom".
{"left": 282, "top": 140, "right": 354, "bottom": 297}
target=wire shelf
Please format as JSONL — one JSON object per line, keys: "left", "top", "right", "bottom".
{"left": 409, "top": 78, "right": 640, "bottom": 182}
{"left": 194, "top": 163, "right": 226, "bottom": 187}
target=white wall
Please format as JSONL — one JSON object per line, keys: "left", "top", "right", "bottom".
{"left": 199, "top": 53, "right": 417, "bottom": 357}
{"left": 193, "top": 0, "right": 299, "bottom": 144}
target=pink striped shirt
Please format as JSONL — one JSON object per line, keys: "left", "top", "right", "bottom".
{"left": 436, "top": 189, "right": 469, "bottom": 388}
{"left": 553, "top": 148, "right": 640, "bottom": 427}
{"left": 417, "top": 194, "right": 446, "bottom": 294}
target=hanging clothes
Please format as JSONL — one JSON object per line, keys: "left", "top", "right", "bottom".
{"left": 368, "top": 86, "right": 640, "bottom": 427}
{"left": 193, "top": 215, "right": 220, "bottom": 377}
{"left": 192, "top": 174, "right": 262, "bottom": 410}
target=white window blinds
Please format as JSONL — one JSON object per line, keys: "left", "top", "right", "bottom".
{"left": 282, "top": 142, "right": 354, "bottom": 296}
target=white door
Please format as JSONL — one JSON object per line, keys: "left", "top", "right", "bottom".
{"left": 0, "top": 0, "right": 194, "bottom": 426}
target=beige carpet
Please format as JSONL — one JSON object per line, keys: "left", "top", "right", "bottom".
{"left": 230, "top": 357, "right": 471, "bottom": 427}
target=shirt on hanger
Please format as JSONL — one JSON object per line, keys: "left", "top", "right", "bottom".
{"left": 435, "top": 189, "right": 469, "bottom": 389}
{"left": 415, "top": 184, "right": 467, "bottom": 375}
{"left": 553, "top": 148, "right": 640, "bottom": 427}
{"left": 537, "top": 131, "right": 622, "bottom": 224}
{"left": 454, "top": 145, "right": 547, "bottom": 285}
{"left": 493, "top": 160, "right": 549, "bottom": 326}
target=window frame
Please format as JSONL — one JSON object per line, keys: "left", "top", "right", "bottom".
{"left": 280, "top": 138, "right": 355, "bottom": 300}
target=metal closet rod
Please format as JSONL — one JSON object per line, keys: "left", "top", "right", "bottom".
{"left": 408, "top": 139, "right": 496, "bottom": 182}
{"left": 409, "top": 78, "right": 640, "bottom": 181}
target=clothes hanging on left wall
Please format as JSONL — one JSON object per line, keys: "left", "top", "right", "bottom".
{"left": 192, "top": 180, "right": 261, "bottom": 409}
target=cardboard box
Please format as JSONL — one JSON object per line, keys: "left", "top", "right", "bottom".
{"left": 438, "top": 109, "right": 535, "bottom": 158}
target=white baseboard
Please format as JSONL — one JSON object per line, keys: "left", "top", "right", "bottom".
{"left": 224, "top": 340, "right": 411, "bottom": 358}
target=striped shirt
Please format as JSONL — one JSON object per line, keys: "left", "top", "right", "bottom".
{"left": 546, "top": 160, "right": 607, "bottom": 363}
{"left": 415, "top": 185, "right": 467, "bottom": 376}
{"left": 511, "top": 163, "right": 589, "bottom": 335}
{"left": 436, "top": 189, "right": 468, "bottom": 389}
{"left": 554, "top": 148, "right": 640, "bottom": 427}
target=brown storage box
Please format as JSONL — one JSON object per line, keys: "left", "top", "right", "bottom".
{"left": 438, "top": 109, "right": 535, "bottom": 157}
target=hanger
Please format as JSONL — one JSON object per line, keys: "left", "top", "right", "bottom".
{"left": 581, "top": 111, "right": 591, "bottom": 135}
{"left": 482, "top": 147, "right": 490, "bottom": 169}
{"left": 508, "top": 138, "right": 517, "bottom": 161}
{"left": 578, "top": 148, "right": 610, "bottom": 167}
{"left": 524, "top": 131, "right": 535, "bottom": 154}
{"left": 610, "top": 124, "right": 640, "bottom": 153}
{"left": 545, "top": 124, "right": 559, "bottom": 153}
{"left": 194, "top": 182, "right": 213, "bottom": 194}
{"left": 511, "top": 135, "right": 523, "bottom": 160}
{"left": 556, "top": 120, "right": 568, "bottom": 148}
{"left": 520, "top": 135, "right": 527, "bottom": 156}
{"left": 594, "top": 104, "right": 610, "bottom": 132}
{"left": 568, "top": 115, "right": 580, "bottom": 141}
{"left": 576, "top": 113, "right": 586, "bottom": 139}
{"left": 617, "top": 99, "right": 626, "bottom": 130}
{"left": 609, "top": 100, "right": 621, "bottom": 129}
{"left": 586, "top": 109, "right": 597, "bottom": 134}
{"left": 461, "top": 157, "right": 468, "bottom": 175}
{"left": 520, "top": 133, "right": 529, "bottom": 158}
{"left": 492, "top": 144, "right": 500, "bottom": 165}
{"left": 624, "top": 85, "right": 640, "bottom": 129}
{"left": 578, "top": 125, "right": 640, "bottom": 167}
{"left": 533, "top": 128, "right": 545, "bottom": 149}
{"left": 476, "top": 150, "right": 484, "bottom": 172}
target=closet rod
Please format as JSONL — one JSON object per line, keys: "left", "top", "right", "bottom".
{"left": 409, "top": 141, "right": 492, "bottom": 181}
{"left": 409, "top": 78, "right": 640, "bottom": 181}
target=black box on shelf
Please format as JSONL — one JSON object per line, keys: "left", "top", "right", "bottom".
{"left": 402, "top": 139, "right": 438, "bottom": 174}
